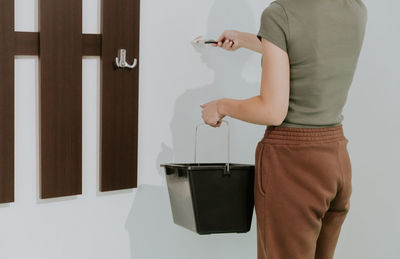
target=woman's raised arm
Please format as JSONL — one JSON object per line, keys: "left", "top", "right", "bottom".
{"left": 211, "top": 30, "right": 263, "bottom": 54}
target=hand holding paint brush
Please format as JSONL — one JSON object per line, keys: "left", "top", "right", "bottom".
{"left": 192, "top": 30, "right": 242, "bottom": 51}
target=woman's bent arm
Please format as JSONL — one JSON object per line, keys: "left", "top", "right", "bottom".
{"left": 217, "top": 38, "right": 289, "bottom": 126}
{"left": 201, "top": 37, "right": 289, "bottom": 127}
{"left": 217, "top": 96, "right": 283, "bottom": 126}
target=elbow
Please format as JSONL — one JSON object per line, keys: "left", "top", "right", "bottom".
{"left": 259, "top": 96, "right": 288, "bottom": 126}
{"left": 269, "top": 115, "right": 284, "bottom": 126}
{"left": 267, "top": 106, "right": 288, "bottom": 126}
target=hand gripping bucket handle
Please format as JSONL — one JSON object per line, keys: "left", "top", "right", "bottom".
{"left": 194, "top": 120, "right": 230, "bottom": 174}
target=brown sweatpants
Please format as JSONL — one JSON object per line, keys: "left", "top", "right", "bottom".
{"left": 254, "top": 124, "right": 352, "bottom": 259}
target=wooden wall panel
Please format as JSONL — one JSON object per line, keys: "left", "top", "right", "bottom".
{"left": 100, "top": 0, "right": 140, "bottom": 191}
{"left": 82, "top": 34, "right": 102, "bottom": 56}
{"left": 39, "top": 0, "right": 82, "bottom": 198}
{"left": 0, "top": 0, "right": 15, "bottom": 203}
{"left": 13, "top": 32, "right": 102, "bottom": 56}
{"left": 14, "top": 32, "right": 39, "bottom": 55}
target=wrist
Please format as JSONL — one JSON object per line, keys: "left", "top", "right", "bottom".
{"left": 236, "top": 31, "right": 247, "bottom": 49}
{"left": 217, "top": 98, "right": 228, "bottom": 117}
{"left": 237, "top": 31, "right": 252, "bottom": 49}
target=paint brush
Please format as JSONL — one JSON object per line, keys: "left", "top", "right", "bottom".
{"left": 192, "top": 35, "right": 218, "bottom": 45}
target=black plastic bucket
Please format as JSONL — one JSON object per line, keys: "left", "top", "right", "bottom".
{"left": 160, "top": 120, "right": 255, "bottom": 235}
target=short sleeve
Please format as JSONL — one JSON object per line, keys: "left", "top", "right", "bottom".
{"left": 257, "top": 2, "right": 289, "bottom": 53}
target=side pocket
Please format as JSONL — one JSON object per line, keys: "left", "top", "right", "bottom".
{"left": 345, "top": 141, "right": 352, "bottom": 183}
{"left": 343, "top": 138, "right": 352, "bottom": 181}
{"left": 337, "top": 139, "right": 353, "bottom": 209}
{"left": 256, "top": 143, "right": 269, "bottom": 196}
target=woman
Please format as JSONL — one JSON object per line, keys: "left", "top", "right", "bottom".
{"left": 200, "top": 0, "right": 367, "bottom": 258}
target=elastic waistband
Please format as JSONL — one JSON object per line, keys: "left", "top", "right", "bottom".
{"left": 260, "top": 124, "right": 347, "bottom": 144}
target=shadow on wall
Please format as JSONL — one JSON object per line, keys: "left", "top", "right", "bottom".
{"left": 156, "top": 0, "right": 264, "bottom": 185}
{"left": 125, "top": 184, "right": 257, "bottom": 259}
{"left": 126, "top": 0, "right": 266, "bottom": 258}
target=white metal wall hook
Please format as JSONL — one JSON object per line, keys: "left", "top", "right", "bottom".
{"left": 115, "top": 49, "right": 137, "bottom": 69}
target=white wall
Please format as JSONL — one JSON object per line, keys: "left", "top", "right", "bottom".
{"left": 336, "top": 1, "right": 400, "bottom": 258}
{"left": 0, "top": 0, "right": 398, "bottom": 258}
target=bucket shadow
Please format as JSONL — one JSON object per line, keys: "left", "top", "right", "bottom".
{"left": 134, "top": 0, "right": 264, "bottom": 258}
{"left": 125, "top": 184, "right": 257, "bottom": 259}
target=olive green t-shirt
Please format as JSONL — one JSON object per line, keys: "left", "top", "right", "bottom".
{"left": 257, "top": 0, "right": 367, "bottom": 128}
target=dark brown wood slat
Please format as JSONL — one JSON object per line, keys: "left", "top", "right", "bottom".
{"left": 0, "top": 0, "right": 15, "bottom": 203}
{"left": 100, "top": 0, "right": 139, "bottom": 191}
{"left": 14, "top": 31, "right": 39, "bottom": 55}
{"left": 82, "top": 34, "right": 102, "bottom": 56}
{"left": 14, "top": 32, "right": 101, "bottom": 56}
{"left": 39, "top": 0, "right": 83, "bottom": 198}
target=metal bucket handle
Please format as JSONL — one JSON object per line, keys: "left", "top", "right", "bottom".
{"left": 194, "top": 119, "right": 230, "bottom": 174}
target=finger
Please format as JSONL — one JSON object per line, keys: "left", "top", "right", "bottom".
{"left": 223, "top": 39, "right": 232, "bottom": 49}
{"left": 222, "top": 38, "right": 231, "bottom": 48}
{"left": 212, "top": 120, "right": 219, "bottom": 127}
{"left": 216, "top": 33, "right": 226, "bottom": 46}
{"left": 227, "top": 40, "right": 234, "bottom": 50}
{"left": 222, "top": 39, "right": 228, "bottom": 49}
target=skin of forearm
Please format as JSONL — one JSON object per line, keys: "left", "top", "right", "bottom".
{"left": 218, "top": 96, "right": 282, "bottom": 126}
{"left": 239, "top": 32, "right": 262, "bottom": 53}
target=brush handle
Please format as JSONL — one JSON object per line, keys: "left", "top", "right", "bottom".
{"left": 204, "top": 40, "right": 234, "bottom": 46}
{"left": 204, "top": 40, "right": 218, "bottom": 44}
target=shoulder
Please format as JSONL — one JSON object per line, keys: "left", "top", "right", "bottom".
{"left": 261, "top": 1, "right": 287, "bottom": 16}
{"left": 348, "top": 0, "right": 368, "bottom": 30}
{"left": 258, "top": 0, "right": 290, "bottom": 53}
{"left": 259, "top": 0, "right": 292, "bottom": 31}
{"left": 259, "top": 0, "right": 289, "bottom": 28}
{"left": 357, "top": 0, "right": 368, "bottom": 22}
